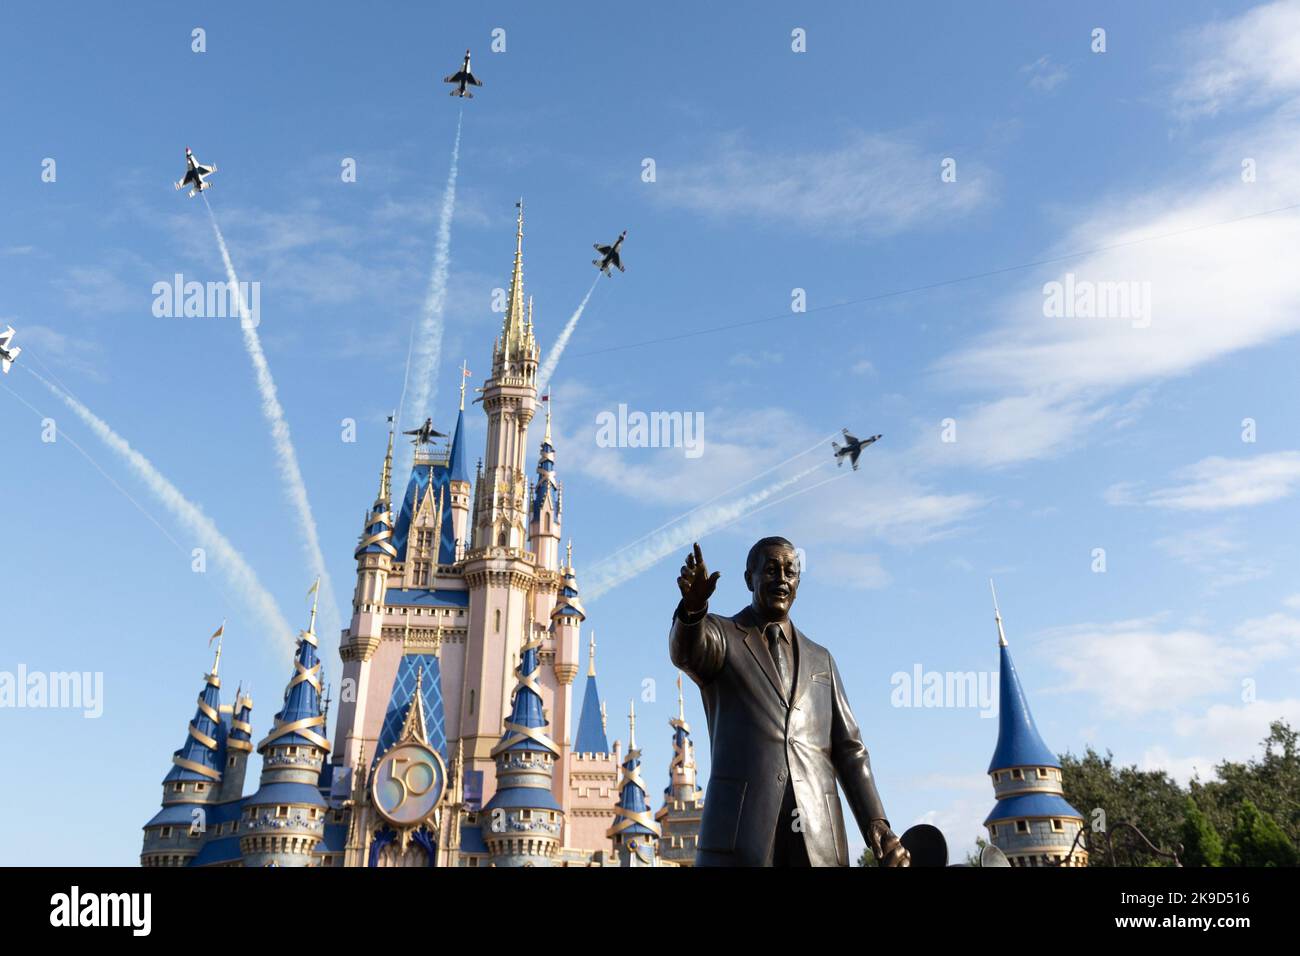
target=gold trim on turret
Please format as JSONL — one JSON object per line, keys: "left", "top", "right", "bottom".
{"left": 171, "top": 755, "right": 222, "bottom": 780}
{"left": 490, "top": 631, "right": 560, "bottom": 756}
{"left": 608, "top": 701, "right": 661, "bottom": 840}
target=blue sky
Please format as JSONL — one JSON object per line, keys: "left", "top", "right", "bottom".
{"left": 3, "top": 1, "right": 1300, "bottom": 864}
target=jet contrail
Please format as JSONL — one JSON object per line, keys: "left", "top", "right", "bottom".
{"left": 22, "top": 365, "right": 296, "bottom": 650}
{"left": 398, "top": 108, "right": 464, "bottom": 473}
{"left": 202, "top": 196, "right": 342, "bottom": 651}
{"left": 585, "top": 460, "right": 828, "bottom": 601}
{"left": 537, "top": 274, "right": 600, "bottom": 394}
{"left": 4, "top": 369, "right": 187, "bottom": 555}
{"left": 599, "top": 432, "right": 838, "bottom": 566}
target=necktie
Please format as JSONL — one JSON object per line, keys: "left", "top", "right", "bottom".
{"left": 765, "top": 622, "right": 792, "bottom": 700}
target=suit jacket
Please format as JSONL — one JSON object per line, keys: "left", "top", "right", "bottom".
{"left": 669, "top": 602, "right": 889, "bottom": 866}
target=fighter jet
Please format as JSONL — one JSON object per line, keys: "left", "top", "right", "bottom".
{"left": 592, "top": 230, "right": 627, "bottom": 276}
{"left": 174, "top": 147, "right": 217, "bottom": 197}
{"left": 831, "top": 428, "right": 881, "bottom": 471}
{"left": 443, "top": 49, "right": 483, "bottom": 98}
{"left": 403, "top": 418, "right": 447, "bottom": 446}
{"left": 0, "top": 326, "right": 19, "bottom": 374}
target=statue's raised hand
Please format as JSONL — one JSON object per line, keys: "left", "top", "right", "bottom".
{"left": 678, "top": 542, "right": 720, "bottom": 615}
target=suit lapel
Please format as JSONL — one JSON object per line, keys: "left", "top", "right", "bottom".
{"left": 733, "top": 609, "right": 789, "bottom": 707}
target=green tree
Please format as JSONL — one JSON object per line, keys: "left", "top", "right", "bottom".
{"left": 1179, "top": 797, "right": 1223, "bottom": 867}
{"left": 1223, "top": 800, "right": 1298, "bottom": 867}
{"left": 1058, "top": 747, "right": 1186, "bottom": 864}
{"left": 1193, "top": 721, "right": 1300, "bottom": 852}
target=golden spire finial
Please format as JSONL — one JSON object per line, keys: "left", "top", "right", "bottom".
{"left": 459, "top": 360, "right": 469, "bottom": 411}
{"left": 990, "top": 579, "right": 1008, "bottom": 647}
{"left": 677, "top": 671, "right": 685, "bottom": 720}
{"left": 566, "top": 538, "right": 573, "bottom": 568}
{"left": 504, "top": 200, "right": 527, "bottom": 354}
{"left": 587, "top": 631, "right": 597, "bottom": 677}
{"left": 379, "top": 413, "right": 395, "bottom": 505}
{"left": 628, "top": 699, "right": 637, "bottom": 750}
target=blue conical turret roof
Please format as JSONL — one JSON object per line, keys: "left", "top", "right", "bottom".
{"left": 164, "top": 647, "right": 226, "bottom": 784}
{"left": 449, "top": 407, "right": 470, "bottom": 484}
{"left": 491, "top": 633, "right": 558, "bottom": 757}
{"left": 987, "top": 598, "right": 1059, "bottom": 773}
{"left": 574, "top": 633, "right": 608, "bottom": 753}
{"left": 258, "top": 595, "right": 330, "bottom": 754}
{"left": 608, "top": 703, "right": 660, "bottom": 844}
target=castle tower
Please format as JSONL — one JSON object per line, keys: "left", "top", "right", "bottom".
{"left": 240, "top": 585, "right": 331, "bottom": 867}
{"left": 141, "top": 634, "right": 228, "bottom": 867}
{"left": 460, "top": 201, "right": 542, "bottom": 795}
{"left": 481, "top": 629, "right": 564, "bottom": 866}
{"left": 655, "top": 673, "right": 704, "bottom": 865}
{"left": 566, "top": 632, "right": 619, "bottom": 857}
{"left": 218, "top": 685, "right": 255, "bottom": 803}
{"left": 984, "top": 584, "right": 1087, "bottom": 867}
{"left": 336, "top": 422, "right": 397, "bottom": 771}
{"left": 448, "top": 365, "right": 473, "bottom": 561}
{"left": 472, "top": 199, "right": 539, "bottom": 553}
{"left": 529, "top": 399, "right": 562, "bottom": 573}
{"left": 607, "top": 701, "right": 661, "bottom": 866}
{"left": 549, "top": 541, "right": 584, "bottom": 734}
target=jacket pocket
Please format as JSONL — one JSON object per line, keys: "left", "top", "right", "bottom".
{"left": 824, "top": 793, "right": 847, "bottom": 866}
{"left": 699, "top": 776, "right": 747, "bottom": 853}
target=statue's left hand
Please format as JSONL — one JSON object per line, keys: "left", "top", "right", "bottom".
{"left": 870, "top": 820, "right": 910, "bottom": 867}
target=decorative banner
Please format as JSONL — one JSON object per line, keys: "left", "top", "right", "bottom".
{"left": 371, "top": 741, "right": 447, "bottom": 828}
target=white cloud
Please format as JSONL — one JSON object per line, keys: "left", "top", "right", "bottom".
{"left": 1172, "top": 0, "right": 1300, "bottom": 117}
{"left": 1143, "top": 696, "right": 1300, "bottom": 784}
{"left": 1041, "top": 613, "right": 1300, "bottom": 716}
{"left": 1154, "top": 523, "right": 1270, "bottom": 592}
{"left": 923, "top": 5, "right": 1300, "bottom": 469}
{"left": 1021, "top": 55, "right": 1069, "bottom": 93}
{"left": 1142, "top": 452, "right": 1300, "bottom": 510}
{"left": 914, "top": 795, "right": 991, "bottom": 858}
{"left": 657, "top": 130, "right": 992, "bottom": 237}
{"left": 816, "top": 551, "right": 892, "bottom": 590}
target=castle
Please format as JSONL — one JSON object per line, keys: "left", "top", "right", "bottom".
{"left": 140, "top": 204, "right": 703, "bottom": 867}
{"left": 139, "top": 206, "right": 1081, "bottom": 869}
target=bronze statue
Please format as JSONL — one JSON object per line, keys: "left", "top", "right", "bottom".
{"left": 670, "top": 538, "right": 910, "bottom": 867}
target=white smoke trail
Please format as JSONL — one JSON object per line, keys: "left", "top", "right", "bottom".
{"left": 599, "top": 432, "right": 837, "bottom": 566}
{"left": 202, "top": 197, "right": 342, "bottom": 650}
{"left": 398, "top": 108, "right": 464, "bottom": 473}
{"left": 24, "top": 366, "right": 296, "bottom": 650}
{"left": 585, "top": 461, "right": 828, "bottom": 601}
{"left": 536, "top": 274, "right": 600, "bottom": 394}
{"left": 3, "top": 371, "right": 186, "bottom": 554}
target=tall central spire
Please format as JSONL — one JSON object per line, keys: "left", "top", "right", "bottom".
{"left": 504, "top": 198, "right": 526, "bottom": 356}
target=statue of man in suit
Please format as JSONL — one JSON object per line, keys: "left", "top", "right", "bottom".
{"left": 670, "top": 537, "right": 910, "bottom": 867}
